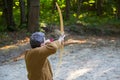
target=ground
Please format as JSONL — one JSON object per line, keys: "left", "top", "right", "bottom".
{"left": 0, "top": 32, "right": 120, "bottom": 80}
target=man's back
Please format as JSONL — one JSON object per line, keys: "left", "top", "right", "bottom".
{"left": 25, "top": 41, "right": 61, "bottom": 80}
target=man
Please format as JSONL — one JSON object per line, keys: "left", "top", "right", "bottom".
{"left": 24, "top": 32, "right": 65, "bottom": 80}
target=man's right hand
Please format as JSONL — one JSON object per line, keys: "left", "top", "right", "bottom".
{"left": 58, "top": 34, "right": 65, "bottom": 43}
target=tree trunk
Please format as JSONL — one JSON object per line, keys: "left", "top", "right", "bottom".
{"left": 27, "top": 0, "right": 40, "bottom": 32}
{"left": 0, "top": 0, "right": 3, "bottom": 7}
{"left": 116, "top": 0, "right": 120, "bottom": 19}
{"left": 77, "top": 0, "right": 83, "bottom": 18}
{"left": 65, "top": 0, "right": 70, "bottom": 20}
{"left": 2, "top": 0, "right": 16, "bottom": 31}
{"left": 19, "top": 0, "right": 26, "bottom": 27}
{"left": 0, "top": 0, "right": 4, "bottom": 24}
{"left": 96, "top": 0, "right": 103, "bottom": 16}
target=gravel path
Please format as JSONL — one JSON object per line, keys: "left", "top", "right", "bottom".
{"left": 0, "top": 36, "right": 120, "bottom": 80}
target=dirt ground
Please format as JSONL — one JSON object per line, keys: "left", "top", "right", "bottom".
{"left": 0, "top": 35, "right": 120, "bottom": 80}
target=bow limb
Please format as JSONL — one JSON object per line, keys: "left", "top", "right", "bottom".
{"left": 56, "top": 2, "right": 64, "bottom": 34}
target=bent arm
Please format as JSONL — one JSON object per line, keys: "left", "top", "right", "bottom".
{"left": 39, "top": 40, "right": 62, "bottom": 57}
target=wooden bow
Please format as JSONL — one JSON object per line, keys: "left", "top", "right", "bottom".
{"left": 56, "top": 2, "right": 64, "bottom": 68}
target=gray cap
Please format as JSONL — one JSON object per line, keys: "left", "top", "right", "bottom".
{"left": 30, "top": 32, "right": 45, "bottom": 48}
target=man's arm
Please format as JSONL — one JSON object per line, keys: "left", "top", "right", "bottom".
{"left": 39, "top": 40, "right": 62, "bottom": 57}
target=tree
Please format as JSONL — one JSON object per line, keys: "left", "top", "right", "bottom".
{"left": 2, "top": 0, "right": 16, "bottom": 31}
{"left": 19, "top": 0, "right": 26, "bottom": 27}
{"left": 96, "top": 0, "right": 103, "bottom": 16}
{"left": 65, "top": 0, "right": 70, "bottom": 20}
{"left": 77, "top": 0, "right": 83, "bottom": 18}
{"left": 116, "top": 0, "right": 120, "bottom": 19}
{"left": 27, "top": 0, "right": 40, "bottom": 32}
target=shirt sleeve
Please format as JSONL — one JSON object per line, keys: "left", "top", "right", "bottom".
{"left": 33, "top": 40, "right": 62, "bottom": 58}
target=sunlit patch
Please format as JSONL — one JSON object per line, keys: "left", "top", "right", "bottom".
{"left": 73, "top": 13, "right": 77, "bottom": 17}
{"left": 83, "top": 2, "right": 88, "bottom": 5}
{"left": 66, "top": 68, "right": 92, "bottom": 80}
{"left": 13, "top": 6, "right": 16, "bottom": 9}
{"left": 0, "top": 37, "right": 29, "bottom": 50}
{"left": 110, "top": 39, "right": 115, "bottom": 42}
{"left": 15, "top": 2, "right": 19, "bottom": 6}
{"left": 0, "top": 45, "right": 17, "bottom": 50}
{"left": 89, "top": 0, "right": 95, "bottom": 3}
{"left": 0, "top": 12, "right": 3, "bottom": 15}
{"left": 112, "top": 7, "right": 116, "bottom": 14}
{"left": 40, "top": 22, "right": 47, "bottom": 28}
{"left": 65, "top": 39, "right": 87, "bottom": 45}
{"left": 61, "top": 4, "right": 65, "bottom": 8}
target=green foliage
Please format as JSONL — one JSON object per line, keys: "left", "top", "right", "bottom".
{"left": 0, "top": 0, "right": 120, "bottom": 34}
{"left": 13, "top": 3, "right": 20, "bottom": 26}
{"left": 0, "top": 25, "right": 7, "bottom": 32}
{"left": 77, "top": 13, "right": 120, "bottom": 28}
{"left": 40, "top": 0, "right": 66, "bottom": 25}
{"left": 0, "top": 12, "right": 7, "bottom": 32}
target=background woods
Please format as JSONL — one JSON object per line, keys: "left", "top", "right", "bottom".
{"left": 0, "top": 0, "right": 120, "bottom": 34}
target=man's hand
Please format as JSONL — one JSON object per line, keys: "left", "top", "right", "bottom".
{"left": 58, "top": 34, "right": 65, "bottom": 43}
{"left": 41, "top": 39, "right": 51, "bottom": 46}
{"left": 43, "top": 38, "right": 54, "bottom": 45}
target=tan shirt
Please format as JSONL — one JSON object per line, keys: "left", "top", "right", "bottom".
{"left": 24, "top": 41, "right": 61, "bottom": 80}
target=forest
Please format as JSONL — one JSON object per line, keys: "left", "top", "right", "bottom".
{"left": 0, "top": 0, "right": 120, "bottom": 47}
{"left": 0, "top": 0, "right": 120, "bottom": 33}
